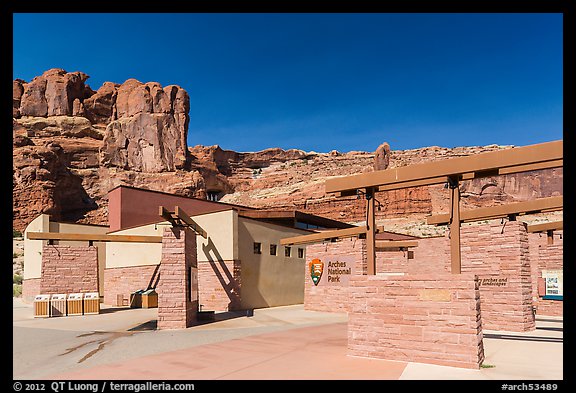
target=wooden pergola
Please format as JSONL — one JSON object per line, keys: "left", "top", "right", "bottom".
{"left": 426, "top": 196, "right": 563, "bottom": 225}
{"left": 527, "top": 220, "right": 563, "bottom": 245}
{"left": 324, "top": 140, "right": 563, "bottom": 274}
{"left": 280, "top": 225, "right": 419, "bottom": 251}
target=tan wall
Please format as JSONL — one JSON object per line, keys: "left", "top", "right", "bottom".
{"left": 106, "top": 223, "right": 164, "bottom": 268}
{"left": 24, "top": 214, "right": 49, "bottom": 280}
{"left": 24, "top": 214, "right": 108, "bottom": 294}
{"left": 106, "top": 209, "right": 238, "bottom": 269}
{"left": 195, "top": 209, "right": 238, "bottom": 262}
{"left": 238, "top": 217, "right": 308, "bottom": 309}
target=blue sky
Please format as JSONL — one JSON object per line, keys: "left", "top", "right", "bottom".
{"left": 13, "top": 13, "right": 562, "bottom": 153}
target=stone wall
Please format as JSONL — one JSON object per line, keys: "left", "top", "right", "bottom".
{"left": 103, "top": 265, "right": 160, "bottom": 306}
{"left": 39, "top": 245, "right": 98, "bottom": 294}
{"left": 305, "top": 221, "right": 536, "bottom": 331}
{"left": 459, "top": 221, "right": 535, "bottom": 331}
{"left": 198, "top": 260, "right": 241, "bottom": 311}
{"left": 535, "top": 241, "right": 563, "bottom": 317}
{"left": 348, "top": 273, "right": 484, "bottom": 369}
{"left": 22, "top": 278, "right": 41, "bottom": 303}
{"left": 304, "top": 239, "right": 366, "bottom": 312}
{"left": 377, "top": 236, "right": 450, "bottom": 274}
{"left": 157, "top": 227, "right": 198, "bottom": 329}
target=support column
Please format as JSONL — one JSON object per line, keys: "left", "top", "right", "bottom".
{"left": 365, "top": 187, "right": 376, "bottom": 275}
{"left": 449, "top": 176, "right": 461, "bottom": 274}
{"left": 157, "top": 227, "right": 198, "bottom": 329}
{"left": 546, "top": 230, "right": 554, "bottom": 245}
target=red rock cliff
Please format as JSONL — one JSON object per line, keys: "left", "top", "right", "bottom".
{"left": 13, "top": 69, "right": 563, "bottom": 232}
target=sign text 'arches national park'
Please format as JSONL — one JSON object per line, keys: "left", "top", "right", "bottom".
{"left": 309, "top": 256, "right": 355, "bottom": 286}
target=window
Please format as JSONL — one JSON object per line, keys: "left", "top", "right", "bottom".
{"left": 253, "top": 242, "right": 262, "bottom": 254}
{"left": 207, "top": 191, "right": 220, "bottom": 202}
{"left": 295, "top": 221, "right": 326, "bottom": 230}
{"left": 297, "top": 248, "right": 304, "bottom": 258}
{"left": 284, "top": 246, "right": 291, "bottom": 257}
{"left": 270, "top": 244, "right": 277, "bottom": 256}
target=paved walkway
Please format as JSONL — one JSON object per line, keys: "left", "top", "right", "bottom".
{"left": 13, "top": 299, "right": 563, "bottom": 380}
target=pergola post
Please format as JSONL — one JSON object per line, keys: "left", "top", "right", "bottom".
{"left": 366, "top": 187, "right": 377, "bottom": 275}
{"left": 547, "top": 230, "right": 554, "bottom": 245}
{"left": 448, "top": 176, "right": 462, "bottom": 274}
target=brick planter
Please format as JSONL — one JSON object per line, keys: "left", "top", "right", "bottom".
{"left": 348, "top": 273, "right": 484, "bottom": 369}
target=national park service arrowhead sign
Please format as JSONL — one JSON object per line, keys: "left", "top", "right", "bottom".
{"left": 308, "top": 256, "right": 355, "bottom": 286}
{"left": 309, "top": 259, "right": 324, "bottom": 286}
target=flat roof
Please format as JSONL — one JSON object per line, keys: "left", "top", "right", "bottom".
{"left": 110, "top": 185, "right": 355, "bottom": 231}
{"left": 238, "top": 209, "right": 354, "bottom": 230}
{"left": 109, "top": 184, "right": 256, "bottom": 212}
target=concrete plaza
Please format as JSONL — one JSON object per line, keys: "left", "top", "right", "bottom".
{"left": 13, "top": 298, "right": 562, "bottom": 380}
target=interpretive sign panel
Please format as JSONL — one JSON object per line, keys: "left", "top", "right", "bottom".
{"left": 542, "top": 269, "right": 563, "bottom": 299}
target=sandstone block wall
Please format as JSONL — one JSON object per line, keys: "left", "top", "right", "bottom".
{"left": 459, "top": 221, "right": 535, "bottom": 331}
{"left": 198, "top": 259, "right": 241, "bottom": 311}
{"left": 157, "top": 228, "right": 198, "bottom": 329}
{"left": 306, "top": 221, "right": 537, "bottom": 331}
{"left": 22, "top": 278, "right": 41, "bottom": 303}
{"left": 377, "top": 236, "right": 450, "bottom": 274}
{"left": 535, "top": 242, "right": 563, "bottom": 316}
{"left": 348, "top": 273, "right": 484, "bottom": 369}
{"left": 304, "top": 239, "right": 366, "bottom": 312}
{"left": 39, "top": 245, "right": 98, "bottom": 294}
{"left": 103, "top": 265, "right": 159, "bottom": 306}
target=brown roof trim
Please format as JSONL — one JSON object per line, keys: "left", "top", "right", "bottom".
{"left": 50, "top": 220, "right": 110, "bottom": 228}
{"left": 238, "top": 209, "right": 354, "bottom": 229}
{"left": 238, "top": 215, "right": 312, "bottom": 234}
{"left": 375, "top": 231, "right": 420, "bottom": 241}
{"left": 108, "top": 184, "right": 256, "bottom": 211}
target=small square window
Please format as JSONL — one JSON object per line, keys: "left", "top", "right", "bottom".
{"left": 270, "top": 244, "right": 277, "bottom": 256}
{"left": 297, "top": 248, "right": 304, "bottom": 258}
{"left": 254, "top": 242, "right": 262, "bottom": 254}
{"left": 284, "top": 246, "right": 291, "bottom": 257}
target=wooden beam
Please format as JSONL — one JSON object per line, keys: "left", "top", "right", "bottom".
{"left": 375, "top": 240, "right": 419, "bottom": 249}
{"left": 427, "top": 196, "right": 563, "bottom": 225}
{"left": 27, "top": 232, "right": 162, "bottom": 243}
{"left": 547, "top": 230, "right": 554, "bottom": 245}
{"left": 449, "top": 178, "right": 462, "bottom": 274}
{"left": 280, "top": 226, "right": 367, "bottom": 246}
{"left": 377, "top": 173, "right": 476, "bottom": 192}
{"left": 279, "top": 224, "right": 410, "bottom": 246}
{"left": 175, "top": 206, "right": 208, "bottom": 238}
{"left": 526, "top": 220, "right": 563, "bottom": 233}
{"left": 158, "top": 205, "right": 207, "bottom": 238}
{"left": 366, "top": 188, "right": 376, "bottom": 275}
{"left": 325, "top": 140, "right": 562, "bottom": 194}
{"left": 159, "top": 206, "right": 173, "bottom": 222}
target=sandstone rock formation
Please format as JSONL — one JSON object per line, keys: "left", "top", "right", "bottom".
{"left": 100, "top": 79, "right": 190, "bottom": 172}
{"left": 374, "top": 142, "right": 390, "bottom": 170}
{"left": 18, "top": 69, "right": 91, "bottom": 118}
{"left": 12, "top": 69, "right": 563, "bottom": 234}
{"left": 13, "top": 69, "right": 193, "bottom": 229}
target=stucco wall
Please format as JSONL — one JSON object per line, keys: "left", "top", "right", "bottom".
{"left": 238, "top": 217, "right": 308, "bottom": 309}
{"left": 106, "top": 209, "right": 238, "bottom": 269}
{"left": 195, "top": 209, "right": 238, "bottom": 262}
{"left": 106, "top": 223, "right": 164, "bottom": 268}
{"left": 24, "top": 214, "right": 49, "bottom": 280}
